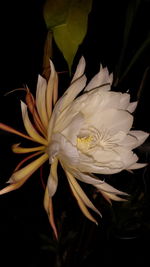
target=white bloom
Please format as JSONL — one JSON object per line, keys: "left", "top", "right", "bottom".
{"left": 0, "top": 57, "right": 149, "bottom": 236}
{"left": 47, "top": 57, "right": 149, "bottom": 220}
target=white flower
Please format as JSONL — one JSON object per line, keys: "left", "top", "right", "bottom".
{"left": 47, "top": 57, "right": 149, "bottom": 221}
{"left": 0, "top": 57, "right": 149, "bottom": 237}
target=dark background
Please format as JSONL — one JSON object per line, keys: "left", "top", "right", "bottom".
{"left": 0, "top": 0, "right": 150, "bottom": 266}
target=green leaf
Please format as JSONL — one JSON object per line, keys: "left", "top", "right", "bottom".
{"left": 43, "top": 0, "right": 71, "bottom": 29}
{"left": 43, "top": 0, "right": 93, "bottom": 72}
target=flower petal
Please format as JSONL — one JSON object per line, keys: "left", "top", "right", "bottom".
{"left": 26, "top": 88, "right": 47, "bottom": 136}
{"left": 46, "top": 60, "right": 58, "bottom": 118}
{"left": 0, "top": 122, "right": 33, "bottom": 141}
{"left": 49, "top": 133, "right": 79, "bottom": 166}
{"left": 127, "top": 101, "right": 138, "bottom": 113}
{"left": 0, "top": 178, "right": 27, "bottom": 195}
{"left": 128, "top": 162, "right": 148, "bottom": 170}
{"left": 14, "top": 151, "right": 43, "bottom": 171}
{"left": 71, "top": 56, "right": 86, "bottom": 83}
{"left": 113, "top": 147, "right": 138, "bottom": 169}
{"left": 61, "top": 112, "right": 84, "bottom": 145}
{"left": 66, "top": 171, "right": 98, "bottom": 224}
{"left": 119, "top": 130, "right": 149, "bottom": 150}
{"left": 87, "top": 108, "right": 133, "bottom": 134}
{"left": 95, "top": 181, "right": 128, "bottom": 196}
{"left": 12, "top": 143, "right": 45, "bottom": 153}
{"left": 77, "top": 161, "right": 123, "bottom": 174}
{"left": 55, "top": 137, "right": 124, "bottom": 175}
{"left": 66, "top": 171, "right": 101, "bottom": 216}
{"left": 25, "top": 87, "right": 35, "bottom": 113}
{"left": 60, "top": 75, "right": 87, "bottom": 112}
{"left": 84, "top": 65, "right": 112, "bottom": 92}
{"left": 44, "top": 186, "right": 58, "bottom": 239}
{"left": 21, "top": 101, "right": 48, "bottom": 145}
{"left": 8, "top": 153, "right": 48, "bottom": 183}
{"left": 52, "top": 105, "right": 76, "bottom": 133}
{"left": 47, "top": 158, "right": 58, "bottom": 197}
{"left": 82, "top": 91, "right": 129, "bottom": 116}
{"left": 36, "top": 75, "right": 49, "bottom": 129}
{"left": 72, "top": 171, "right": 105, "bottom": 186}
{"left": 47, "top": 75, "right": 86, "bottom": 141}
{"left": 100, "top": 191, "right": 127, "bottom": 203}
{"left": 129, "top": 130, "right": 149, "bottom": 147}
{"left": 119, "top": 93, "right": 130, "bottom": 109}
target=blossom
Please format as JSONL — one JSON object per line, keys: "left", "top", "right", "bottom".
{"left": 0, "top": 57, "right": 149, "bottom": 238}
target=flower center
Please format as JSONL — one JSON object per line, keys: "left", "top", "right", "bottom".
{"left": 77, "top": 126, "right": 118, "bottom": 153}
{"left": 77, "top": 135, "right": 93, "bottom": 152}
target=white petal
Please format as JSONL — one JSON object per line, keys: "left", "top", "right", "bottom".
{"left": 46, "top": 60, "right": 58, "bottom": 118}
{"left": 61, "top": 112, "right": 84, "bottom": 145}
{"left": 47, "top": 158, "right": 58, "bottom": 197}
{"left": 60, "top": 148, "right": 124, "bottom": 174}
{"left": 84, "top": 66, "right": 112, "bottom": 92}
{"left": 36, "top": 75, "right": 48, "bottom": 128}
{"left": 127, "top": 101, "right": 138, "bottom": 113}
{"left": 110, "top": 131, "right": 126, "bottom": 142}
{"left": 119, "top": 134, "right": 138, "bottom": 149}
{"left": 119, "top": 93, "right": 130, "bottom": 109}
{"left": 77, "top": 148, "right": 138, "bottom": 174}
{"left": 129, "top": 130, "right": 149, "bottom": 147}
{"left": 128, "top": 162, "right": 147, "bottom": 170}
{"left": 83, "top": 165, "right": 123, "bottom": 175}
{"left": 90, "top": 148, "right": 122, "bottom": 167}
{"left": 120, "top": 130, "right": 149, "bottom": 149}
{"left": 47, "top": 90, "right": 74, "bottom": 141}
{"left": 60, "top": 75, "right": 87, "bottom": 111}
{"left": 87, "top": 108, "right": 133, "bottom": 134}
{"left": 72, "top": 171, "right": 105, "bottom": 186}
{"left": 71, "top": 56, "right": 86, "bottom": 83}
{"left": 70, "top": 151, "right": 124, "bottom": 174}
{"left": 49, "top": 133, "right": 79, "bottom": 166}
{"left": 78, "top": 92, "right": 131, "bottom": 131}
{"left": 48, "top": 75, "right": 86, "bottom": 139}
{"left": 114, "top": 147, "right": 138, "bottom": 169}
{"left": 48, "top": 103, "right": 70, "bottom": 141}
{"left": 58, "top": 139, "right": 137, "bottom": 174}
{"left": 78, "top": 91, "right": 128, "bottom": 120}
{"left": 86, "top": 91, "right": 129, "bottom": 111}
{"left": 95, "top": 181, "right": 128, "bottom": 196}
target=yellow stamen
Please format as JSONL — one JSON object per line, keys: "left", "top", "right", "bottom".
{"left": 77, "top": 135, "right": 93, "bottom": 151}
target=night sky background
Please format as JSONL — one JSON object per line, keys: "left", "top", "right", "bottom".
{"left": 0, "top": 0, "right": 150, "bottom": 266}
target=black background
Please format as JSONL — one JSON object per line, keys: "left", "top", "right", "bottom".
{"left": 0, "top": 0, "right": 150, "bottom": 266}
